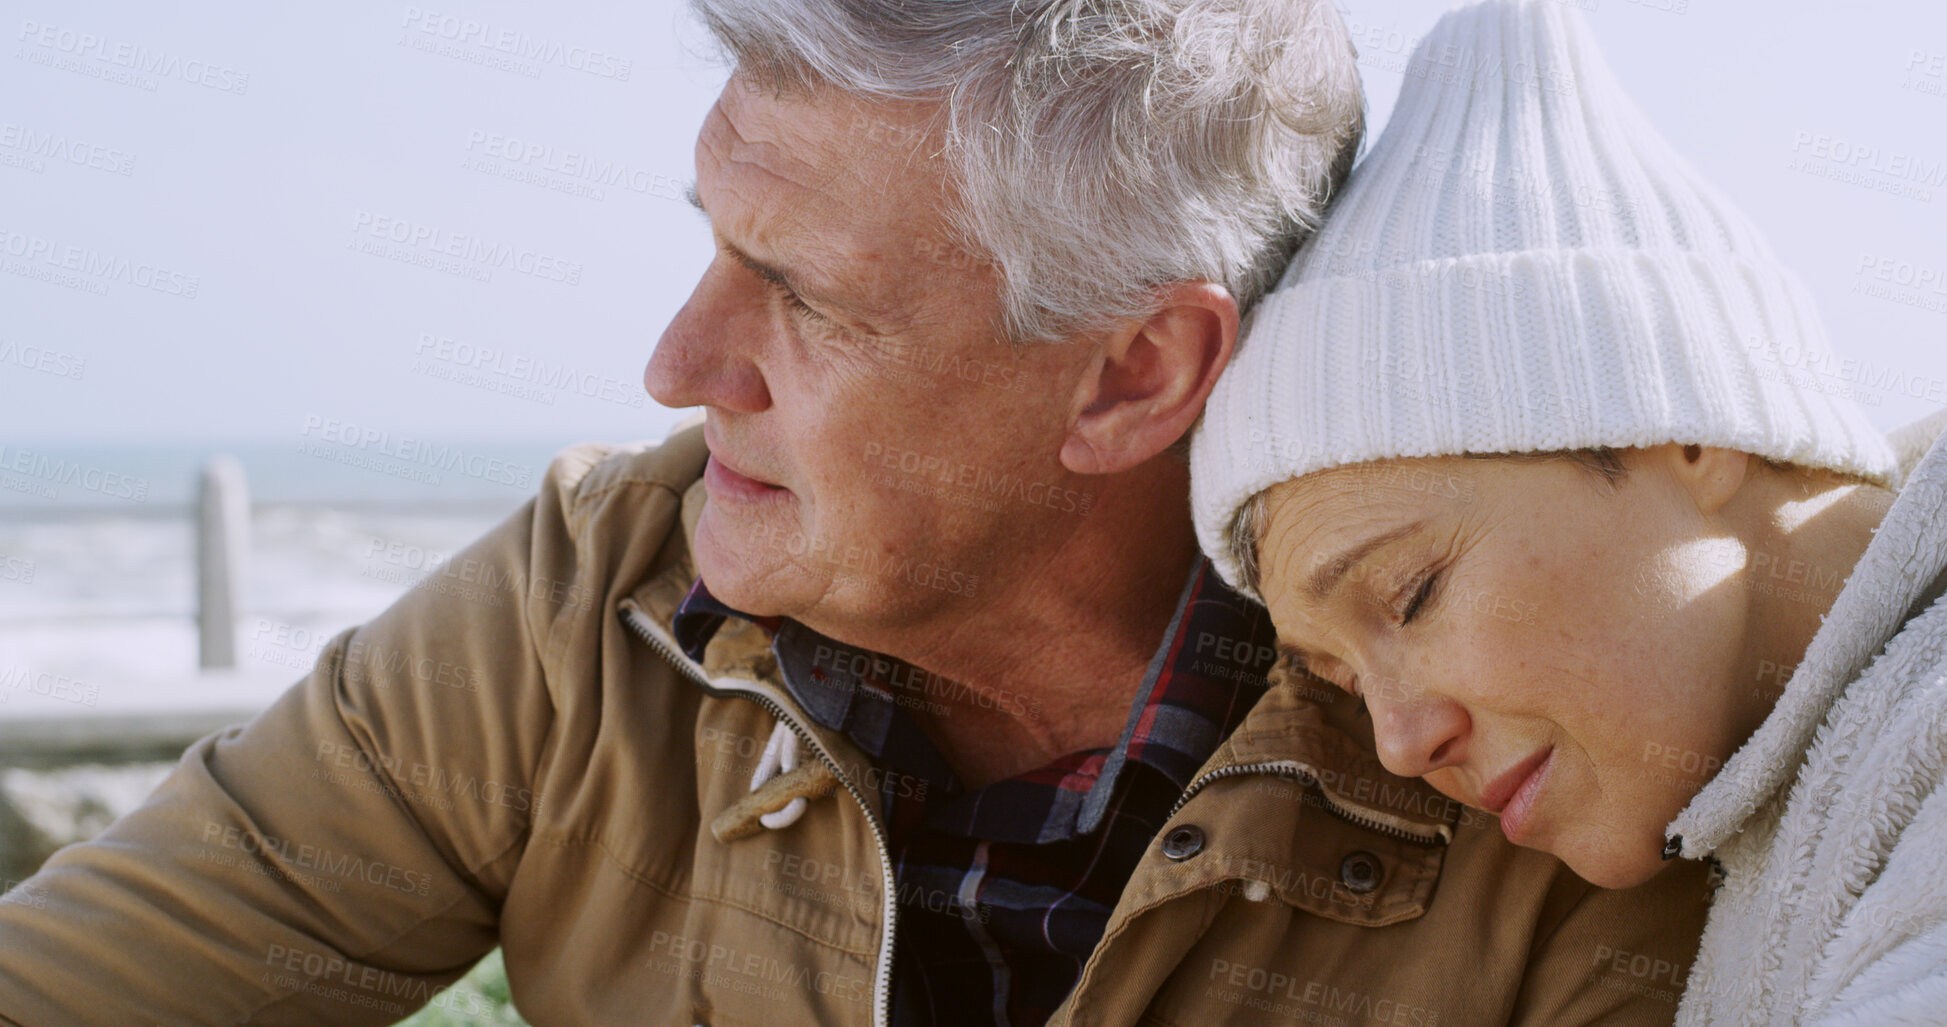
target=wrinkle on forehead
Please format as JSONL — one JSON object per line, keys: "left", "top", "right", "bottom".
{"left": 698, "top": 77, "right": 984, "bottom": 334}
{"left": 711, "top": 90, "right": 848, "bottom": 198}
{"left": 712, "top": 76, "right": 941, "bottom": 212}
{"left": 1259, "top": 466, "right": 1426, "bottom": 613}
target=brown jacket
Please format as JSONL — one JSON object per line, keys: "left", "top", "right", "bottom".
{"left": 0, "top": 424, "right": 1711, "bottom": 1026}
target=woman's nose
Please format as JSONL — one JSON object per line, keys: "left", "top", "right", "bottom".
{"left": 1362, "top": 672, "right": 1469, "bottom": 779}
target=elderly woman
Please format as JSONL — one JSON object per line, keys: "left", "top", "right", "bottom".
{"left": 1192, "top": 1, "right": 1947, "bottom": 1024}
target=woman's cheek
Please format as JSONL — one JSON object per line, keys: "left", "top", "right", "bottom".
{"left": 1424, "top": 767, "right": 1472, "bottom": 809}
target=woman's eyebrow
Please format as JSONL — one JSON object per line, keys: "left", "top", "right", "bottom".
{"left": 1306, "top": 521, "right": 1424, "bottom": 603}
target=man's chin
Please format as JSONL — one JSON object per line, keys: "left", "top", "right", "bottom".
{"left": 690, "top": 506, "right": 801, "bottom": 617}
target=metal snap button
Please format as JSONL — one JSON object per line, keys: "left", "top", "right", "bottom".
{"left": 1340, "top": 850, "right": 1382, "bottom": 893}
{"left": 1160, "top": 824, "right": 1206, "bottom": 861}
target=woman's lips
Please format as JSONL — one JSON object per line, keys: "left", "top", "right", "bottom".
{"left": 704, "top": 453, "right": 787, "bottom": 503}
{"left": 1481, "top": 745, "right": 1554, "bottom": 845}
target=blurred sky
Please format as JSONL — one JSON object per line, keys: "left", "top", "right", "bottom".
{"left": 4, "top": 0, "right": 1944, "bottom": 449}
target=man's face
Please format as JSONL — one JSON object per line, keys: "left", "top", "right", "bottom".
{"left": 646, "top": 77, "right": 1099, "bottom": 631}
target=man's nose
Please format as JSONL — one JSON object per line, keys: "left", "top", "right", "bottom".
{"left": 1362, "top": 672, "right": 1469, "bottom": 780}
{"left": 644, "top": 260, "right": 772, "bottom": 414}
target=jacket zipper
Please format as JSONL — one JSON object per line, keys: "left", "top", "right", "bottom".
{"left": 621, "top": 599, "right": 898, "bottom": 1027}
{"left": 1167, "top": 760, "right": 1448, "bottom": 847}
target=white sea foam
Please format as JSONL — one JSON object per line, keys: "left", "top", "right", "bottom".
{"left": 0, "top": 505, "right": 505, "bottom": 718}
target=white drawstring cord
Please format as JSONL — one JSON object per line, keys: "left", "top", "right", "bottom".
{"left": 751, "top": 719, "right": 808, "bottom": 830}
{"left": 708, "top": 712, "right": 836, "bottom": 843}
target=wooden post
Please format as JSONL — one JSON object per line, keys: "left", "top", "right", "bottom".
{"left": 196, "top": 456, "right": 248, "bottom": 669}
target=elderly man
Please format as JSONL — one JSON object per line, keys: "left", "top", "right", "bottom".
{"left": 0, "top": 0, "right": 1710, "bottom": 1024}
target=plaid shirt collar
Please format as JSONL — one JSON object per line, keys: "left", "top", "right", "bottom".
{"left": 672, "top": 557, "right": 1275, "bottom": 842}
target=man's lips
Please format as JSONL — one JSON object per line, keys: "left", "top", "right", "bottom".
{"left": 704, "top": 453, "right": 787, "bottom": 502}
{"left": 708, "top": 449, "right": 778, "bottom": 487}
{"left": 701, "top": 424, "right": 784, "bottom": 491}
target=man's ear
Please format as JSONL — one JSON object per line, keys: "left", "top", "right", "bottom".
{"left": 1645, "top": 443, "right": 1752, "bottom": 516}
{"left": 1060, "top": 281, "right": 1238, "bottom": 476}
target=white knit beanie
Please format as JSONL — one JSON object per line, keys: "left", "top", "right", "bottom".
{"left": 1190, "top": 0, "right": 1898, "bottom": 598}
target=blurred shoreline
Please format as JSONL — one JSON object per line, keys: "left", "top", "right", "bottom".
{"left": 0, "top": 441, "right": 574, "bottom": 715}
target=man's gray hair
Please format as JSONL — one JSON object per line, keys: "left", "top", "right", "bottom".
{"left": 691, "top": 0, "right": 1365, "bottom": 342}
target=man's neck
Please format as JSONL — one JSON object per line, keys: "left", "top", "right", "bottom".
{"left": 806, "top": 460, "right": 1203, "bottom": 788}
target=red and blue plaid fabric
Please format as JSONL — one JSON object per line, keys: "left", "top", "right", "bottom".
{"left": 673, "top": 559, "right": 1277, "bottom": 1027}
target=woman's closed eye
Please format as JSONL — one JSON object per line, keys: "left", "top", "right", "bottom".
{"left": 1397, "top": 567, "right": 1441, "bottom": 625}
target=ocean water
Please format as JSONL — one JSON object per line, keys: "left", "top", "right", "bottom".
{"left": 0, "top": 440, "right": 568, "bottom": 513}
{"left": 0, "top": 442, "right": 555, "bottom": 1025}
{"left": 0, "top": 440, "right": 571, "bottom": 718}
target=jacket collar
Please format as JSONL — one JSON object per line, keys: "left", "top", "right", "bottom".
{"left": 1194, "top": 665, "right": 1459, "bottom": 845}
{"left": 625, "top": 480, "right": 829, "bottom": 743}
{"left": 1669, "top": 413, "right": 1947, "bottom": 858}
{"left": 634, "top": 477, "right": 1459, "bottom": 847}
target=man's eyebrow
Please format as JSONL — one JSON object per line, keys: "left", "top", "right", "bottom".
{"left": 1306, "top": 522, "right": 1423, "bottom": 603}
{"left": 684, "top": 181, "right": 862, "bottom": 318}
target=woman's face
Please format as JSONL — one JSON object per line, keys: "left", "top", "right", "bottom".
{"left": 1253, "top": 450, "right": 1763, "bottom": 887}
